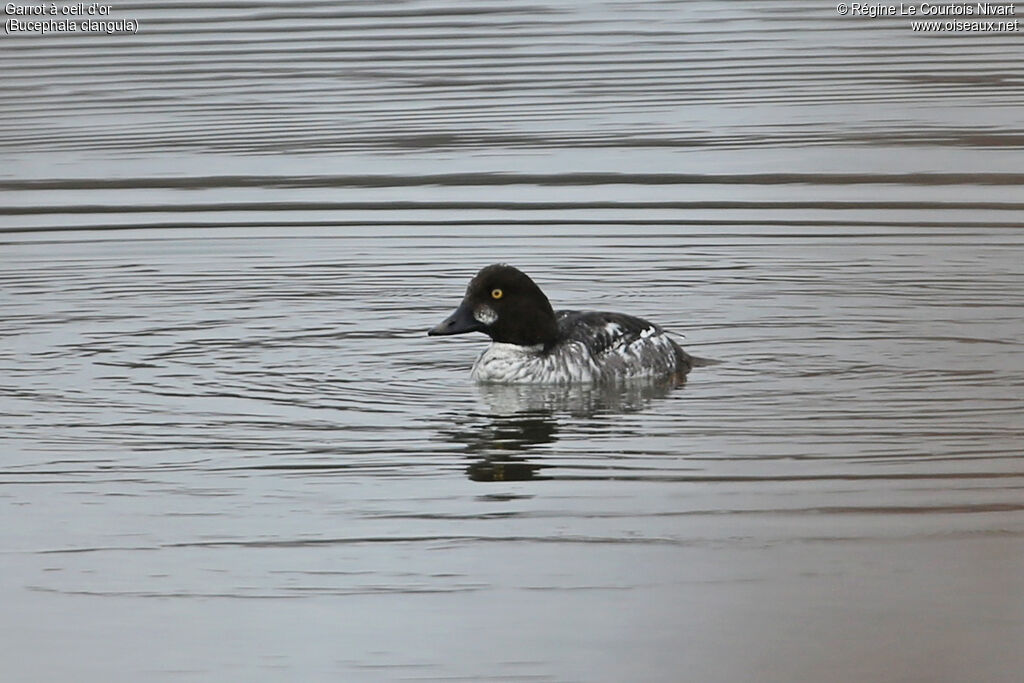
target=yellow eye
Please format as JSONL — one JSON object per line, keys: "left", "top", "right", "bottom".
{"left": 491, "top": 288, "right": 503, "bottom": 300}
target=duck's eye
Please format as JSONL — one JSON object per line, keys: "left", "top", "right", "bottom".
{"left": 491, "top": 288, "right": 503, "bottom": 300}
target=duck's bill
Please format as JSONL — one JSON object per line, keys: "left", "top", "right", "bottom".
{"left": 427, "top": 302, "right": 485, "bottom": 336}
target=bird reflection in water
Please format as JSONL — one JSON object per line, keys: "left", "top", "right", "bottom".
{"left": 438, "top": 377, "right": 683, "bottom": 482}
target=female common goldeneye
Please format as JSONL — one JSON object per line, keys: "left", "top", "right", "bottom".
{"left": 428, "top": 264, "right": 693, "bottom": 384}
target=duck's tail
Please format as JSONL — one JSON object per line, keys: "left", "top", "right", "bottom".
{"left": 688, "top": 354, "right": 720, "bottom": 368}
{"left": 670, "top": 334, "right": 720, "bottom": 371}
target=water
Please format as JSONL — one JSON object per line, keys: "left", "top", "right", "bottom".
{"left": 2, "top": 1, "right": 1024, "bottom": 681}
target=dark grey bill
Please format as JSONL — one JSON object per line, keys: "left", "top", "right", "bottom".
{"left": 427, "top": 301, "right": 486, "bottom": 336}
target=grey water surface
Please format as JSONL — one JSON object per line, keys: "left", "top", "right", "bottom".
{"left": 2, "top": 1, "right": 1024, "bottom": 681}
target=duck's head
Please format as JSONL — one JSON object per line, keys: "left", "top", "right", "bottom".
{"left": 428, "top": 264, "right": 558, "bottom": 347}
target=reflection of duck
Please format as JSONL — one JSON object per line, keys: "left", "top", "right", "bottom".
{"left": 438, "top": 406, "right": 557, "bottom": 482}
{"left": 465, "top": 455, "right": 549, "bottom": 483}
{"left": 428, "top": 264, "right": 693, "bottom": 384}
{"left": 439, "top": 377, "right": 681, "bottom": 482}
{"left": 476, "top": 376, "right": 678, "bottom": 417}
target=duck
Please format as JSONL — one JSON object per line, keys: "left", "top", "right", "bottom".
{"left": 428, "top": 264, "right": 693, "bottom": 384}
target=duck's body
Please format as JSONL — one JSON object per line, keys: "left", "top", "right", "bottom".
{"left": 471, "top": 310, "right": 689, "bottom": 383}
{"left": 429, "top": 264, "right": 692, "bottom": 385}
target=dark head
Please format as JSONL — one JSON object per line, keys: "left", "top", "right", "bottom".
{"left": 427, "top": 264, "right": 558, "bottom": 347}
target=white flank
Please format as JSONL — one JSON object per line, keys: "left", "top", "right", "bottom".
{"left": 469, "top": 328, "right": 679, "bottom": 384}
